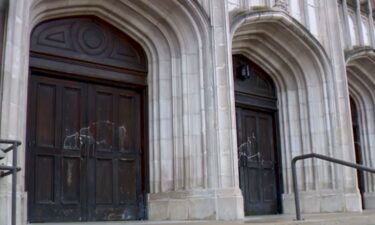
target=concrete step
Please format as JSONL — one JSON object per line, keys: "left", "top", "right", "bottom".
{"left": 29, "top": 210, "right": 375, "bottom": 225}
{"left": 244, "top": 211, "right": 375, "bottom": 225}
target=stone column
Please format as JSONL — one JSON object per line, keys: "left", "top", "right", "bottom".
{"left": 0, "top": 0, "right": 7, "bottom": 130}
{"left": 319, "top": 0, "right": 362, "bottom": 212}
{"left": 149, "top": 0, "right": 244, "bottom": 221}
{"left": 0, "top": 0, "right": 30, "bottom": 224}
{"left": 342, "top": 0, "right": 353, "bottom": 48}
{"left": 368, "top": 0, "right": 375, "bottom": 47}
{"left": 356, "top": 0, "right": 365, "bottom": 45}
{"left": 0, "top": 2, "right": 8, "bottom": 224}
{"left": 206, "top": 0, "right": 244, "bottom": 220}
{"left": 303, "top": 0, "right": 310, "bottom": 30}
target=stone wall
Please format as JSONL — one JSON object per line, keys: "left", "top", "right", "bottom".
{"left": 0, "top": 0, "right": 373, "bottom": 224}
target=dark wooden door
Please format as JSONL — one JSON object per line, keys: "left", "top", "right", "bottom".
{"left": 236, "top": 107, "right": 278, "bottom": 215}
{"left": 27, "top": 73, "right": 144, "bottom": 222}
{"left": 27, "top": 75, "right": 88, "bottom": 222}
{"left": 87, "top": 84, "right": 143, "bottom": 221}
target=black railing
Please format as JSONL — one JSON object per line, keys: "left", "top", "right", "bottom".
{"left": 0, "top": 139, "right": 21, "bottom": 225}
{"left": 292, "top": 153, "right": 375, "bottom": 221}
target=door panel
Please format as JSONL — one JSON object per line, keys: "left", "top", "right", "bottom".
{"left": 35, "top": 83, "right": 56, "bottom": 147}
{"left": 237, "top": 107, "right": 278, "bottom": 215}
{"left": 87, "top": 84, "right": 143, "bottom": 221}
{"left": 119, "top": 159, "right": 137, "bottom": 203}
{"left": 28, "top": 75, "right": 87, "bottom": 222}
{"left": 35, "top": 155, "right": 54, "bottom": 203}
{"left": 27, "top": 74, "right": 144, "bottom": 222}
{"left": 61, "top": 157, "right": 81, "bottom": 203}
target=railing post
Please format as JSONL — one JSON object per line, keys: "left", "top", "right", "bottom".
{"left": 368, "top": 0, "right": 375, "bottom": 47}
{"left": 11, "top": 141, "right": 17, "bottom": 225}
{"left": 292, "top": 157, "right": 302, "bottom": 221}
{"left": 356, "top": 0, "right": 365, "bottom": 45}
{"left": 291, "top": 153, "right": 375, "bottom": 221}
{"left": 0, "top": 140, "right": 21, "bottom": 225}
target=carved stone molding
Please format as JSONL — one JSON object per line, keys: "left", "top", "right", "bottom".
{"left": 273, "top": 0, "right": 289, "bottom": 12}
{"left": 31, "top": 17, "right": 147, "bottom": 73}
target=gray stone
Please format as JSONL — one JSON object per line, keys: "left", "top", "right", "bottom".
{"left": 1, "top": 0, "right": 375, "bottom": 224}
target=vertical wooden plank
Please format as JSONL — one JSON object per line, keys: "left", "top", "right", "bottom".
{"left": 87, "top": 85, "right": 144, "bottom": 221}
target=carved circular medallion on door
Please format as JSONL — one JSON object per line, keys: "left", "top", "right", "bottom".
{"left": 77, "top": 23, "right": 108, "bottom": 55}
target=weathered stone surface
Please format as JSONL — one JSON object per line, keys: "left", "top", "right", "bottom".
{"left": 29, "top": 210, "right": 375, "bottom": 225}
{"left": 0, "top": 0, "right": 374, "bottom": 224}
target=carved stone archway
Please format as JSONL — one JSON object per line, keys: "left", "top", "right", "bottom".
{"left": 346, "top": 48, "right": 375, "bottom": 209}
{"left": 231, "top": 10, "right": 362, "bottom": 214}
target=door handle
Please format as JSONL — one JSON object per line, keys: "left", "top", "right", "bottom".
{"left": 79, "top": 136, "right": 87, "bottom": 160}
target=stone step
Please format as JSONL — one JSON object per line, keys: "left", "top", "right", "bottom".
{"left": 29, "top": 211, "right": 375, "bottom": 225}
{"left": 244, "top": 211, "right": 375, "bottom": 225}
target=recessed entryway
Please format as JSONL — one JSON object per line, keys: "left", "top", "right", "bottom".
{"left": 233, "top": 54, "right": 282, "bottom": 216}
{"left": 26, "top": 17, "right": 148, "bottom": 223}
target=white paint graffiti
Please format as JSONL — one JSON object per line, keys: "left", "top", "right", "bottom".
{"left": 238, "top": 132, "right": 263, "bottom": 163}
{"left": 63, "top": 121, "right": 127, "bottom": 150}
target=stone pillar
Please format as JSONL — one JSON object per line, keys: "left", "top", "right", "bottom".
{"left": 303, "top": 0, "right": 310, "bottom": 30}
{"left": 146, "top": 0, "right": 244, "bottom": 221}
{"left": 0, "top": 1, "right": 9, "bottom": 224}
{"left": 0, "top": 0, "right": 8, "bottom": 131}
{"left": 0, "top": 0, "right": 30, "bottom": 224}
{"left": 342, "top": 0, "right": 353, "bottom": 48}
{"left": 0, "top": 0, "right": 7, "bottom": 84}
{"left": 356, "top": 0, "right": 365, "bottom": 45}
{"left": 207, "top": 0, "right": 244, "bottom": 220}
{"left": 367, "top": 0, "right": 375, "bottom": 47}
{"left": 306, "top": 0, "right": 362, "bottom": 213}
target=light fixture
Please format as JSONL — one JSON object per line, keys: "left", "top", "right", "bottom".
{"left": 237, "top": 64, "right": 252, "bottom": 80}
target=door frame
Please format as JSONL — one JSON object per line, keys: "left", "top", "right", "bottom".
{"left": 349, "top": 96, "right": 365, "bottom": 209}
{"left": 235, "top": 95, "right": 283, "bottom": 215}
{"left": 25, "top": 66, "right": 149, "bottom": 222}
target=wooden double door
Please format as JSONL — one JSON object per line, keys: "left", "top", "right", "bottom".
{"left": 27, "top": 73, "right": 145, "bottom": 222}
{"left": 236, "top": 107, "right": 280, "bottom": 215}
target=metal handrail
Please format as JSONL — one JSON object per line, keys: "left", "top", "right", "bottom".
{"left": 0, "top": 139, "right": 21, "bottom": 225}
{"left": 292, "top": 153, "right": 375, "bottom": 221}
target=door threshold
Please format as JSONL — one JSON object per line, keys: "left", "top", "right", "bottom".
{"left": 29, "top": 220, "right": 206, "bottom": 225}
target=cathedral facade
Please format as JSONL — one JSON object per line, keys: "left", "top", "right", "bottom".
{"left": 0, "top": 0, "right": 374, "bottom": 224}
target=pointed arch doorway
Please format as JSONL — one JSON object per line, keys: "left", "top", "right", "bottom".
{"left": 26, "top": 17, "right": 148, "bottom": 222}
{"left": 233, "top": 54, "right": 282, "bottom": 215}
